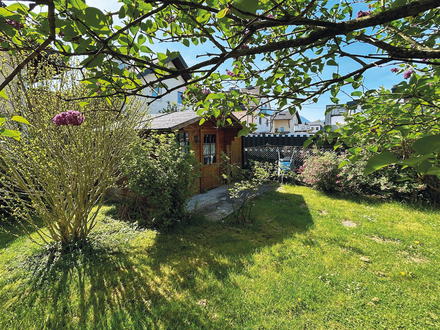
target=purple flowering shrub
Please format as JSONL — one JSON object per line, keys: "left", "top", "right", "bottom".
{"left": 299, "top": 151, "right": 340, "bottom": 191}
{"left": 52, "top": 110, "right": 85, "bottom": 126}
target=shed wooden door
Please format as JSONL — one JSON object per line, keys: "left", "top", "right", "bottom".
{"left": 229, "top": 136, "right": 242, "bottom": 168}
{"left": 200, "top": 132, "right": 220, "bottom": 191}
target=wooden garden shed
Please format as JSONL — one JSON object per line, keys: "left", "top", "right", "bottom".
{"left": 141, "top": 110, "right": 243, "bottom": 193}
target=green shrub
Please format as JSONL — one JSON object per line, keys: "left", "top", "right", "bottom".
{"left": 221, "top": 152, "right": 280, "bottom": 224}
{"left": 337, "top": 156, "right": 424, "bottom": 200}
{"left": 299, "top": 150, "right": 427, "bottom": 201}
{"left": 120, "top": 132, "right": 200, "bottom": 228}
{"left": 0, "top": 62, "right": 144, "bottom": 247}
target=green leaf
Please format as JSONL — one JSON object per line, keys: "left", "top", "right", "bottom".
{"left": 182, "top": 39, "right": 190, "bottom": 47}
{"left": 303, "top": 139, "right": 313, "bottom": 148}
{"left": 417, "top": 159, "right": 432, "bottom": 175}
{"left": 0, "top": 90, "right": 9, "bottom": 100}
{"left": 396, "top": 177, "right": 413, "bottom": 182}
{"left": 364, "top": 151, "right": 399, "bottom": 175}
{"left": 238, "top": 126, "right": 250, "bottom": 137}
{"left": 348, "top": 147, "right": 361, "bottom": 155}
{"left": 338, "top": 160, "right": 349, "bottom": 169}
{"left": 400, "top": 155, "right": 430, "bottom": 168}
{"left": 426, "top": 167, "right": 440, "bottom": 176}
{"left": 217, "top": 8, "right": 228, "bottom": 18}
{"left": 157, "top": 52, "right": 167, "bottom": 62}
{"left": 84, "top": 7, "right": 106, "bottom": 28}
{"left": 199, "top": 118, "right": 205, "bottom": 125}
{"left": 412, "top": 135, "right": 440, "bottom": 155}
{"left": 11, "top": 116, "right": 30, "bottom": 125}
{"left": 391, "top": 0, "right": 407, "bottom": 7}
{"left": 230, "top": 0, "right": 259, "bottom": 18}
{"left": 351, "top": 91, "right": 362, "bottom": 97}
{"left": 0, "top": 128, "right": 21, "bottom": 140}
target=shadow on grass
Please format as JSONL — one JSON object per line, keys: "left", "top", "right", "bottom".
{"left": 145, "top": 189, "right": 314, "bottom": 282}
{"left": 0, "top": 217, "right": 45, "bottom": 250}
{"left": 10, "top": 189, "right": 314, "bottom": 329}
{"left": 21, "top": 240, "right": 163, "bottom": 329}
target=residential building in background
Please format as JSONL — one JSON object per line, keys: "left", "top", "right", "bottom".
{"left": 272, "top": 110, "right": 302, "bottom": 134}
{"left": 294, "top": 120, "right": 324, "bottom": 133}
{"left": 231, "top": 86, "right": 273, "bottom": 133}
{"left": 139, "top": 54, "right": 191, "bottom": 114}
{"left": 324, "top": 101, "right": 360, "bottom": 130}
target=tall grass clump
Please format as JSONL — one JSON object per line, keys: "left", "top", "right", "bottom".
{"left": 0, "top": 56, "right": 145, "bottom": 247}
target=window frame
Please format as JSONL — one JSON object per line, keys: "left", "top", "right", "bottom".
{"left": 203, "top": 134, "right": 217, "bottom": 165}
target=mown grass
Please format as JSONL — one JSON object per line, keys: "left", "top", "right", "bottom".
{"left": 1, "top": 185, "right": 439, "bottom": 329}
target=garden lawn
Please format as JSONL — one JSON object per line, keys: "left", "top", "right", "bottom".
{"left": 0, "top": 185, "right": 439, "bottom": 329}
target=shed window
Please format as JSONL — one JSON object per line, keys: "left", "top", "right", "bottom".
{"left": 203, "top": 134, "right": 216, "bottom": 165}
{"left": 179, "top": 132, "right": 190, "bottom": 153}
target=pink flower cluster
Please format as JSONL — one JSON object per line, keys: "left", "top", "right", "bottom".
{"left": 356, "top": 10, "right": 370, "bottom": 18}
{"left": 390, "top": 67, "right": 399, "bottom": 73}
{"left": 52, "top": 111, "right": 85, "bottom": 126}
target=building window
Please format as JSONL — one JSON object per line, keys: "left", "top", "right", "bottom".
{"left": 203, "top": 134, "right": 216, "bottom": 165}
{"left": 177, "top": 91, "right": 184, "bottom": 104}
{"left": 179, "top": 132, "right": 190, "bottom": 153}
{"left": 152, "top": 86, "right": 161, "bottom": 99}
{"left": 302, "top": 126, "right": 305, "bottom": 129}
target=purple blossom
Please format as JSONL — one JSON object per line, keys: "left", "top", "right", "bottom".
{"left": 390, "top": 67, "right": 399, "bottom": 73}
{"left": 241, "top": 44, "right": 249, "bottom": 49}
{"left": 226, "top": 69, "right": 236, "bottom": 77}
{"left": 410, "top": 44, "right": 415, "bottom": 49}
{"left": 201, "top": 89, "right": 210, "bottom": 95}
{"left": 356, "top": 10, "right": 370, "bottom": 19}
{"left": 53, "top": 111, "right": 85, "bottom": 126}
{"left": 58, "top": 31, "right": 65, "bottom": 38}
{"left": 165, "top": 15, "right": 176, "bottom": 23}
{"left": 5, "top": 19, "right": 24, "bottom": 29}
{"left": 266, "top": 14, "right": 274, "bottom": 18}
{"left": 403, "top": 70, "right": 413, "bottom": 79}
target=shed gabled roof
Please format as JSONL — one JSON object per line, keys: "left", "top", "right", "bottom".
{"left": 138, "top": 110, "right": 242, "bottom": 131}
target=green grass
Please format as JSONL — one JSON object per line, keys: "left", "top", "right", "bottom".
{"left": 1, "top": 185, "right": 440, "bottom": 329}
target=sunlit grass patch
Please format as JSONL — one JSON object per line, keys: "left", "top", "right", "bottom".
{"left": 1, "top": 186, "right": 439, "bottom": 329}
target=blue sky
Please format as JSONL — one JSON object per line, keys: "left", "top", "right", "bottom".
{"left": 89, "top": 0, "right": 405, "bottom": 121}
{"left": 19, "top": 0, "right": 407, "bottom": 121}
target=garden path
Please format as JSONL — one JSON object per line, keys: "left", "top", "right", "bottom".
{"left": 186, "top": 184, "right": 276, "bottom": 221}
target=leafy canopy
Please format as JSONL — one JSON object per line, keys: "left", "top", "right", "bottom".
{"left": 0, "top": 0, "right": 438, "bottom": 124}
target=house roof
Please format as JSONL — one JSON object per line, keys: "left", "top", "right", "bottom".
{"left": 137, "top": 53, "right": 191, "bottom": 82}
{"left": 137, "top": 110, "right": 242, "bottom": 131}
{"left": 307, "top": 121, "right": 324, "bottom": 126}
{"left": 273, "top": 110, "right": 296, "bottom": 121}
